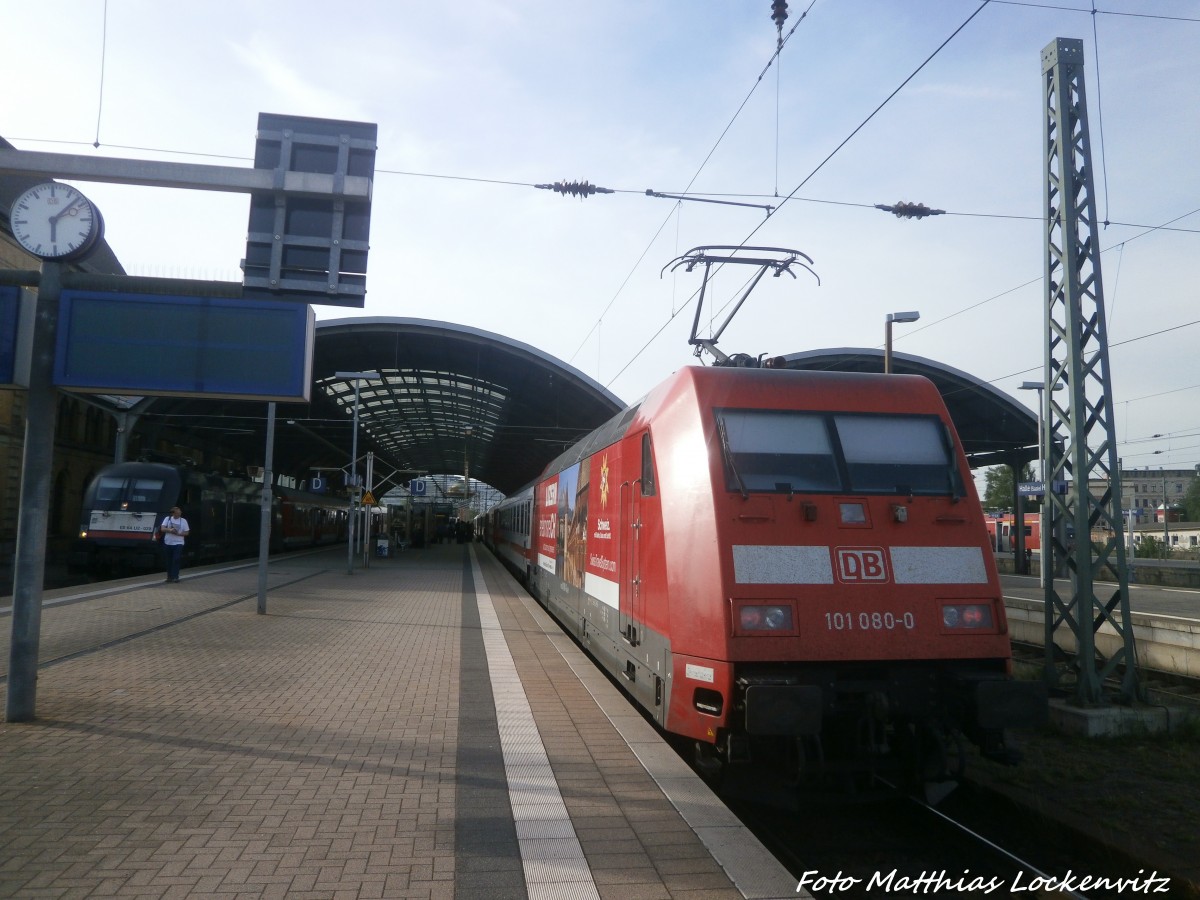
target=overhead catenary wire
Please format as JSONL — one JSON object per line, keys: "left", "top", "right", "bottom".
{"left": 8, "top": 143, "right": 1197, "bottom": 237}
{"left": 567, "top": 0, "right": 815, "bottom": 369}
{"left": 10, "top": 3, "right": 1197, "bottom": 411}
{"left": 988, "top": 0, "right": 1200, "bottom": 23}
{"left": 895, "top": 206, "right": 1200, "bottom": 344}
{"left": 1089, "top": 0, "right": 1112, "bottom": 227}
{"left": 93, "top": 0, "right": 109, "bottom": 148}
{"left": 602, "top": 0, "right": 997, "bottom": 388}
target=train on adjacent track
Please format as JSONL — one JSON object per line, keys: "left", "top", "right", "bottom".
{"left": 70, "top": 461, "right": 350, "bottom": 575}
{"left": 483, "top": 365, "right": 1045, "bottom": 793}
{"left": 985, "top": 513, "right": 1041, "bottom": 554}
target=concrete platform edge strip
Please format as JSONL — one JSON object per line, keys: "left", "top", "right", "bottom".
{"left": 470, "top": 548, "right": 602, "bottom": 900}
{"left": 500, "top": 561, "right": 804, "bottom": 900}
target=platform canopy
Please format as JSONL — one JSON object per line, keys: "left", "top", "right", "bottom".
{"left": 308, "top": 318, "right": 625, "bottom": 493}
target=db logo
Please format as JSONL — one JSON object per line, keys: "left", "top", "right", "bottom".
{"left": 835, "top": 547, "right": 890, "bottom": 583}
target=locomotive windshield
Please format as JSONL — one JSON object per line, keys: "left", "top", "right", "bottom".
{"left": 90, "top": 474, "right": 168, "bottom": 511}
{"left": 716, "top": 409, "right": 960, "bottom": 496}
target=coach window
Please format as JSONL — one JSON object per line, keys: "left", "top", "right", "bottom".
{"left": 641, "top": 432, "right": 657, "bottom": 496}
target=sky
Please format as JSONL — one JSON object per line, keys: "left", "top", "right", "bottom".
{"left": 4, "top": 0, "right": 1199, "bottom": 487}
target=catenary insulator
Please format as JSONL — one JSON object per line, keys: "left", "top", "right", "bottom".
{"left": 771, "top": 1, "right": 789, "bottom": 29}
{"left": 874, "top": 201, "right": 946, "bottom": 219}
{"left": 771, "top": 1, "right": 789, "bottom": 47}
{"left": 534, "top": 180, "right": 615, "bottom": 199}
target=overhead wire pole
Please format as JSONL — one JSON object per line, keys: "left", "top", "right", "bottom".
{"left": 336, "top": 371, "right": 381, "bottom": 575}
{"left": 1040, "top": 38, "right": 1138, "bottom": 705}
{"left": 257, "top": 402, "right": 276, "bottom": 615}
{"left": 5, "top": 262, "right": 63, "bottom": 722}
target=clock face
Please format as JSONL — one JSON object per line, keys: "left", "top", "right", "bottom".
{"left": 9, "top": 182, "right": 103, "bottom": 261}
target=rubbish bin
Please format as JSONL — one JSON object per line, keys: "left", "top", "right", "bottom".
{"left": 375, "top": 537, "right": 390, "bottom": 558}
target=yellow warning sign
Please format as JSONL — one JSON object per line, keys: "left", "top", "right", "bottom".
{"left": 361, "top": 491, "right": 376, "bottom": 505}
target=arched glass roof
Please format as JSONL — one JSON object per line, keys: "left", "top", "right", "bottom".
{"left": 305, "top": 318, "right": 625, "bottom": 494}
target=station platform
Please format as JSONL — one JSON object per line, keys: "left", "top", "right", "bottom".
{"left": 1, "top": 543, "right": 800, "bottom": 899}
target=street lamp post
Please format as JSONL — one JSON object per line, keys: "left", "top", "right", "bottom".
{"left": 884, "top": 311, "right": 920, "bottom": 374}
{"left": 463, "top": 426, "right": 473, "bottom": 519}
{"left": 335, "top": 371, "right": 381, "bottom": 574}
{"left": 1162, "top": 469, "right": 1170, "bottom": 549}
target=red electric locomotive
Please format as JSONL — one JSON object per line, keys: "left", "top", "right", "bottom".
{"left": 487, "top": 365, "right": 1044, "bottom": 790}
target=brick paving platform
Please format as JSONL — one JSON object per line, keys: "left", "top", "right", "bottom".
{"left": 1, "top": 544, "right": 799, "bottom": 899}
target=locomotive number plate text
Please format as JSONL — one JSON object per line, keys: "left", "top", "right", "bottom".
{"left": 825, "top": 611, "right": 915, "bottom": 632}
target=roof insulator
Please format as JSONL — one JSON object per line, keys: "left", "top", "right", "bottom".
{"left": 874, "top": 201, "right": 946, "bottom": 220}
{"left": 534, "top": 180, "right": 615, "bottom": 199}
{"left": 771, "top": 1, "right": 789, "bottom": 48}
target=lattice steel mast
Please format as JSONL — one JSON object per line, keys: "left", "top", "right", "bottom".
{"left": 1041, "top": 38, "right": 1139, "bottom": 704}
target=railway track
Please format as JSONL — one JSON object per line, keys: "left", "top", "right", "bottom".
{"left": 1010, "top": 639, "right": 1200, "bottom": 710}
{"left": 725, "top": 780, "right": 1168, "bottom": 899}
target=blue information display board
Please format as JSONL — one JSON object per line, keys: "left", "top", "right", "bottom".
{"left": 0, "top": 285, "right": 20, "bottom": 386}
{"left": 53, "top": 290, "right": 314, "bottom": 401}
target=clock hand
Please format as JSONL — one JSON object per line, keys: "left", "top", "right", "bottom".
{"left": 47, "top": 199, "right": 87, "bottom": 246}
{"left": 50, "top": 199, "right": 84, "bottom": 223}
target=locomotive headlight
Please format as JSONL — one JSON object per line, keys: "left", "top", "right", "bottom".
{"left": 738, "top": 604, "right": 794, "bottom": 631}
{"left": 941, "top": 603, "right": 994, "bottom": 629}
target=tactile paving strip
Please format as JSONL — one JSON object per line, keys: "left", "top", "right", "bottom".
{"left": 470, "top": 553, "right": 602, "bottom": 900}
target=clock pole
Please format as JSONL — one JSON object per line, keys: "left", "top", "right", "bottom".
{"left": 5, "top": 261, "right": 63, "bottom": 722}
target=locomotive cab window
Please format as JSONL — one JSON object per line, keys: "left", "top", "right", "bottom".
{"left": 91, "top": 475, "right": 166, "bottom": 510}
{"left": 128, "top": 478, "right": 167, "bottom": 508}
{"left": 835, "top": 414, "right": 956, "bottom": 495}
{"left": 715, "top": 409, "right": 958, "bottom": 496}
{"left": 715, "top": 410, "right": 840, "bottom": 493}
{"left": 93, "top": 476, "right": 127, "bottom": 508}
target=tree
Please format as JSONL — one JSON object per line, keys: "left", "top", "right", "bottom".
{"left": 981, "top": 464, "right": 1036, "bottom": 511}
{"left": 1185, "top": 476, "right": 1200, "bottom": 522}
{"left": 1138, "top": 534, "right": 1170, "bottom": 560}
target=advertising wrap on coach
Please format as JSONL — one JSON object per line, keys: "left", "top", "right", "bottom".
{"left": 536, "top": 450, "right": 623, "bottom": 611}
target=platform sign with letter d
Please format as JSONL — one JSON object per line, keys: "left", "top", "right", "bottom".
{"left": 409, "top": 479, "right": 427, "bottom": 497}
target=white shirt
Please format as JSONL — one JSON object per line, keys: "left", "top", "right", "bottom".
{"left": 160, "top": 516, "right": 190, "bottom": 546}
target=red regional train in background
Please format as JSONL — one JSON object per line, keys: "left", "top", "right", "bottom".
{"left": 484, "top": 365, "right": 1045, "bottom": 793}
{"left": 70, "top": 461, "right": 349, "bottom": 575}
{"left": 985, "top": 513, "right": 1045, "bottom": 553}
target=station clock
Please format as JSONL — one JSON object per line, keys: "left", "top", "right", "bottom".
{"left": 9, "top": 182, "right": 104, "bottom": 261}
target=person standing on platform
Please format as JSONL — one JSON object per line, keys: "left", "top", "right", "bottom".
{"left": 158, "top": 505, "right": 190, "bottom": 583}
